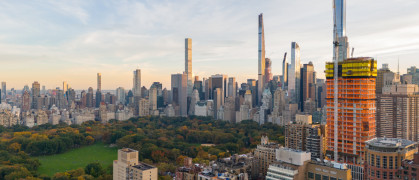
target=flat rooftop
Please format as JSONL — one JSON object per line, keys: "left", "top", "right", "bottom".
{"left": 366, "top": 138, "right": 417, "bottom": 148}
{"left": 132, "top": 163, "right": 156, "bottom": 171}
{"left": 120, "top": 148, "right": 137, "bottom": 153}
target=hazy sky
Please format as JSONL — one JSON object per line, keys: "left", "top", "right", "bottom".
{"left": 0, "top": 0, "right": 418, "bottom": 90}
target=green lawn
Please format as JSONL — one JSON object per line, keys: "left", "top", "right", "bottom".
{"left": 36, "top": 143, "right": 118, "bottom": 176}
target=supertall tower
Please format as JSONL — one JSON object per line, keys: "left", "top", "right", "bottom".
{"left": 97, "top": 73, "right": 102, "bottom": 91}
{"left": 282, "top": 53, "right": 288, "bottom": 90}
{"left": 133, "top": 69, "right": 141, "bottom": 97}
{"left": 333, "top": 0, "right": 349, "bottom": 62}
{"left": 288, "top": 42, "right": 301, "bottom": 105}
{"left": 185, "top": 38, "right": 193, "bottom": 96}
{"left": 258, "top": 13, "right": 266, "bottom": 105}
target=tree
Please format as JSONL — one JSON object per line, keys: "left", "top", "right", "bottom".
{"left": 84, "top": 162, "right": 104, "bottom": 178}
{"left": 85, "top": 136, "right": 95, "bottom": 145}
{"left": 7, "top": 142, "right": 21, "bottom": 153}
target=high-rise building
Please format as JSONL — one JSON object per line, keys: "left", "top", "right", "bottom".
{"left": 1, "top": 82, "right": 6, "bottom": 99}
{"left": 149, "top": 87, "right": 157, "bottom": 111}
{"left": 95, "top": 90, "right": 102, "bottom": 108}
{"left": 113, "top": 148, "right": 158, "bottom": 180}
{"left": 325, "top": 57, "right": 377, "bottom": 164}
{"left": 376, "top": 64, "right": 400, "bottom": 94}
{"left": 333, "top": 0, "right": 349, "bottom": 62}
{"left": 185, "top": 38, "right": 193, "bottom": 96}
{"left": 264, "top": 58, "right": 272, "bottom": 84}
{"left": 63, "top": 81, "right": 68, "bottom": 95}
{"left": 32, "top": 81, "right": 41, "bottom": 109}
{"left": 365, "top": 138, "right": 418, "bottom": 180}
{"left": 258, "top": 13, "right": 266, "bottom": 105}
{"left": 227, "top": 77, "right": 236, "bottom": 98}
{"left": 282, "top": 53, "right": 288, "bottom": 90}
{"left": 22, "top": 90, "right": 30, "bottom": 112}
{"left": 376, "top": 84, "right": 419, "bottom": 141}
{"left": 171, "top": 73, "right": 187, "bottom": 116}
{"left": 133, "top": 69, "right": 141, "bottom": 97}
{"left": 116, "top": 87, "right": 126, "bottom": 105}
{"left": 209, "top": 74, "right": 228, "bottom": 105}
{"left": 254, "top": 136, "right": 280, "bottom": 177}
{"left": 97, "top": 73, "right": 101, "bottom": 92}
{"left": 288, "top": 42, "right": 301, "bottom": 105}
{"left": 300, "top": 62, "right": 316, "bottom": 112}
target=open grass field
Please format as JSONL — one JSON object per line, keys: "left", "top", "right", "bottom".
{"left": 36, "top": 143, "right": 118, "bottom": 176}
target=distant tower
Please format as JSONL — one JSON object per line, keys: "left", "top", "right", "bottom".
{"left": 264, "top": 58, "right": 272, "bottom": 83}
{"left": 333, "top": 0, "right": 349, "bottom": 62}
{"left": 1, "top": 82, "right": 6, "bottom": 99}
{"left": 282, "top": 53, "right": 288, "bottom": 90}
{"left": 185, "top": 38, "right": 193, "bottom": 96}
{"left": 63, "top": 81, "right": 68, "bottom": 94}
{"left": 258, "top": 13, "right": 266, "bottom": 105}
{"left": 289, "top": 42, "right": 301, "bottom": 105}
{"left": 97, "top": 73, "right": 102, "bottom": 91}
{"left": 133, "top": 69, "right": 141, "bottom": 97}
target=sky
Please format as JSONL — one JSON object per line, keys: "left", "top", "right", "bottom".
{"left": 0, "top": 0, "right": 418, "bottom": 90}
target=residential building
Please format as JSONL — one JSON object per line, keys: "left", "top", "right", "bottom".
{"left": 365, "top": 138, "right": 418, "bottom": 180}
{"left": 113, "top": 148, "right": 158, "bottom": 180}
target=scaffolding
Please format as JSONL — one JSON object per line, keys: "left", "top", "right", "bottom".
{"left": 325, "top": 57, "right": 377, "bottom": 164}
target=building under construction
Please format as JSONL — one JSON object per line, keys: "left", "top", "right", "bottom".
{"left": 325, "top": 57, "right": 377, "bottom": 164}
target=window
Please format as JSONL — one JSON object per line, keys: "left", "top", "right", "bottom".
{"left": 371, "top": 154, "right": 375, "bottom": 166}
{"left": 330, "top": 178, "right": 337, "bottom": 180}
{"left": 308, "top": 172, "right": 314, "bottom": 179}
{"left": 377, "top": 171, "right": 380, "bottom": 178}
{"left": 371, "top": 170, "right": 375, "bottom": 177}
{"left": 383, "top": 156, "right": 387, "bottom": 169}
{"left": 389, "top": 172, "right": 393, "bottom": 179}
{"left": 377, "top": 155, "right": 381, "bottom": 168}
{"left": 383, "top": 172, "right": 387, "bottom": 179}
{"left": 389, "top": 156, "right": 393, "bottom": 169}
{"left": 315, "top": 174, "right": 322, "bottom": 180}
{"left": 322, "top": 175, "right": 329, "bottom": 180}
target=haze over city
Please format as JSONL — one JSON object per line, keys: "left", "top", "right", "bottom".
{"left": 1, "top": 0, "right": 418, "bottom": 89}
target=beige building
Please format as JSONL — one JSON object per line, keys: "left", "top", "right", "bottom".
{"left": 377, "top": 84, "right": 419, "bottom": 141}
{"left": 138, "top": 98, "right": 150, "bottom": 116}
{"left": 113, "top": 148, "right": 158, "bottom": 180}
{"left": 306, "top": 160, "right": 351, "bottom": 180}
{"left": 253, "top": 136, "right": 280, "bottom": 178}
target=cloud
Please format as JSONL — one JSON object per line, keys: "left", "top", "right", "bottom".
{"left": 0, "top": 0, "right": 418, "bottom": 89}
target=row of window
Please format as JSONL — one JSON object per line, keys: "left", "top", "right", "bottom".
{"left": 368, "top": 169, "right": 393, "bottom": 179}
{"left": 368, "top": 154, "right": 400, "bottom": 169}
{"left": 307, "top": 172, "right": 343, "bottom": 180}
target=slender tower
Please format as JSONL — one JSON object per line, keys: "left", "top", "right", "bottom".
{"left": 282, "top": 52, "right": 288, "bottom": 90}
{"left": 97, "top": 73, "right": 101, "bottom": 92}
{"left": 185, "top": 38, "right": 193, "bottom": 96}
{"left": 333, "top": 0, "right": 348, "bottom": 62}
{"left": 258, "top": 13, "right": 265, "bottom": 105}
{"left": 133, "top": 69, "right": 141, "bottom": 97}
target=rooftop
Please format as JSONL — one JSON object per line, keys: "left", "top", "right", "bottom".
{"left": 120, "top": 148, "right": 137, "bottom": 153}
{"left": 366, "top": 137, "right": 417, "bottom": 149}
{"left": 132, "top": 163, "right": 156, "bottom": 171}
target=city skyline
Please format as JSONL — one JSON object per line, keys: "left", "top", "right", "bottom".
{"left": 0, "top": 0, "right": 418, "bottom": 90}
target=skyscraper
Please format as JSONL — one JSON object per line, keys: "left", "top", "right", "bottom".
{"left": 264, "top": 58, "right": 272, "bottom": 84}
{"left": 171, "top": 73, "right": 187, "bottom": 116}
{"left": 116, "top": 87, "right": 126, "bottom": 105}
{"left": 32, "top": 81, "right": 41, "bottom": 109}
{"left": 133, "top": 69, "right": 141, "bottom": 97}
{"left": 377, "top": 84, "right": 419, "bottom": 142}
{"left": 288, "top": 42, "right": 301, "bottom": 105}
{"left": 333, "top": 0, "right": 349, "bottom": 62}
{"left": 1, "top": 82, "right": 6, "bottom": 99}
{"left": 227, "top": 77, "right": 237, "bottom": 98}
{"left": 325, "top": 57, "right": 377, "bottom": 164}
{"left": 258, "top": 13, "right": 266, "bottom": 105}
{"left": 282, "top": 53, "right": 288, "bottom": 90}
{"left": 300, "top": 62, "right": 316, "bottom": 112}
{"left": 63, "top": 81, "right": 68, "bottom": 94}
{"left": 185, "top": 38, "right": 193, "bottom": 96}
{"left": 97, "top": 73, "right": 102, "bottom": 91}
